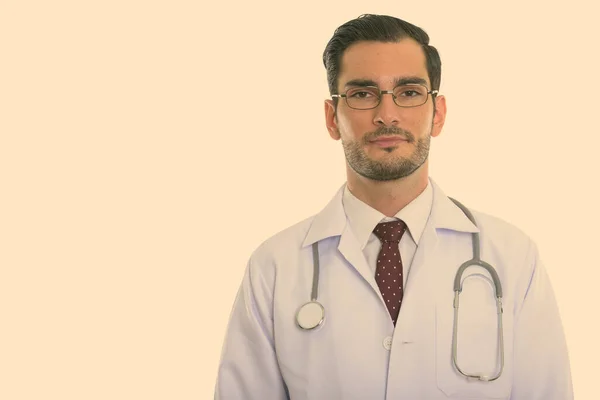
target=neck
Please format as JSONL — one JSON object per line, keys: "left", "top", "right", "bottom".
{"left": 346, "top": 162, "right": 429, "bottom": 217}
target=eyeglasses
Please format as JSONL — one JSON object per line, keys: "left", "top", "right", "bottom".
{"left": 331, "top": 84, "right": 438, "bottom": 110}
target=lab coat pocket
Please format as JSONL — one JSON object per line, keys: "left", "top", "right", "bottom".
{"left": 435, "top": 270, "right": 513, "bottom": 399}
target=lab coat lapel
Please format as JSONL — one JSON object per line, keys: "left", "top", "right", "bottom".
{"left": 395, "top": 179, "right": 480, "bottom": 342}
{"left": 337, "top": 223, "right": 383, "bottom": 298}
{"left": 302, "top": 184, "right": 387, "bottom": 302}
{"left": 394, "top": 204, "right": 439, "bottom": 342}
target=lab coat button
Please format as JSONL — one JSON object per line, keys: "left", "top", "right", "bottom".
{"left": 383, "top": 336, "right": 393, "bottom": 351}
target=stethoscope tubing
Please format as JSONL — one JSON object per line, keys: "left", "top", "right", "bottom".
{"left": 298, "top": 197, "right": 505, "bottom": 381}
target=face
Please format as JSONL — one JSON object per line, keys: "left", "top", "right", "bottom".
{"left": 325, "top": 39, "right": 446, "bottom": 182}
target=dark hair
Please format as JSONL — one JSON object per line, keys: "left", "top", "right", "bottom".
{"left": 323, "top": 14, "right": 441, "bottom": 106}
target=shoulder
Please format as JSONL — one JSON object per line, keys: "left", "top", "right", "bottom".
{"left": 468, "top": 207, "right": 538, "bottom": 262}
{"left": 248, "top": 215, "right": 316, "bottom": 268}
{"left": 471, "top": 208, "right": 530, "bottom": 240}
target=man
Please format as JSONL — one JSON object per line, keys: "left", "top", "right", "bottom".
{"left": 214, "top": 14, "right": 573, "bottom": 399}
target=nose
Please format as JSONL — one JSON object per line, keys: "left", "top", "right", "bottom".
{"left": 373, "top": 91, "right": 400, "bottom": 127}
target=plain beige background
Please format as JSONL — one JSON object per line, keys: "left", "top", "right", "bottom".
{"left": 2, "top": 1, "right": 598, "bottom": 399}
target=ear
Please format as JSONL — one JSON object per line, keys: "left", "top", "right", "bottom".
{"left": 430, "top": 95, "right": 447, "bottom": 138}
{"left": 324, "top": 99, "right": 341, "bottom": 140}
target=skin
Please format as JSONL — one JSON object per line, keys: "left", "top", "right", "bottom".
{"left": 324, "top": 39, "right": 447, "bottom": 217}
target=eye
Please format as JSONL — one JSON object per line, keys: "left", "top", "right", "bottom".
{"left": 395, "top": 85, "right": 427, "bottom": 98}
{"left": 352, "top": 91, "right": 372, "bottom": 98}
{"left": 347, "top": 87, "right": 379, "bottom": 98}
{"left": 401, "top": 90, "right": 420, "bottom": 97}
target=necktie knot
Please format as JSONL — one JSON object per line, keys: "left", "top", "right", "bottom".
{"left": 373, "top": 220, "right": 406, "bottom": 243}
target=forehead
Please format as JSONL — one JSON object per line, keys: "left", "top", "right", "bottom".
{"left": 338, "top": 39, "right": 429, "bottom": 89}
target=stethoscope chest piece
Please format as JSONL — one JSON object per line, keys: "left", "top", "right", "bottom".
{"left": 296, "top": 301, "right": 325, "bottom": 330}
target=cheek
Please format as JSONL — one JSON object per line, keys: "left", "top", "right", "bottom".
{"left": 421, "top": 108, "right": 436, "bottom": 125}
{"left": 338, "top": 112, "right": 372, "bottom": 139}
{"left": 406, "top": 111, "right": 434, "bottom": 133}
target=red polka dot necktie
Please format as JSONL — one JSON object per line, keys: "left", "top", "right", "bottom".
{"left": 373, "top": 220, "right": 406, "bottom": 326}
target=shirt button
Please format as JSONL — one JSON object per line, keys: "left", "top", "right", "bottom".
{"left": 383, "top": 336, "right": 393, "bottom": 351}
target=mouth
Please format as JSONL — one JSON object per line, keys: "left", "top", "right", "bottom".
{"left": 369, "top": 136, "right": 409, "bottom": 147}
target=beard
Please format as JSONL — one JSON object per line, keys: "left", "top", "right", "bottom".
{"left": 341, "top": 125, "right": 431, "bottom": 182}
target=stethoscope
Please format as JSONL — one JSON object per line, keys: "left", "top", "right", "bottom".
{"left": 295, "top": 197, "right": 505, "bottom": 382}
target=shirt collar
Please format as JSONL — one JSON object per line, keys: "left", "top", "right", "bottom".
{"left": 301, "top": 177, "right": 479, "bottom": 248}
{"left": 342, "top": 179, "right": 433, "bottom": 250}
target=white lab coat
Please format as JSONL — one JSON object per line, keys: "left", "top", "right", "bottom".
{"left": 215, "top": 179, "right": 573, "bottom": 399}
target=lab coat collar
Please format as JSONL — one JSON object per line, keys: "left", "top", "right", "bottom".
{"left": 302, "top": 177, "right": 479, "bottom": 248}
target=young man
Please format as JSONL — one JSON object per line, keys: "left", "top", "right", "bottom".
{"left": 214, "top": 14, "right": 573, "bottom": 399}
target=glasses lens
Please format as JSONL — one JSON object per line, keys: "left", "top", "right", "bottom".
{"left": 393, "top": 85, "right": 429, "bottom": 107}
{"left": 345, "top": 87, "right": 380, "bottom": 109}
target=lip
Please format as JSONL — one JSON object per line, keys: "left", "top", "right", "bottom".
{"left": 370, "top": 137, "right": 408, "bottom": 146}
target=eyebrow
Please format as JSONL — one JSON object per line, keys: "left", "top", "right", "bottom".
{"left": 344, "top": 76, "right": 429, "bottom": 89}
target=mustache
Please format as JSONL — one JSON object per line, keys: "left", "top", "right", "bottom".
{"left": 364, "top": 126, "right": 415, "bottom": 142}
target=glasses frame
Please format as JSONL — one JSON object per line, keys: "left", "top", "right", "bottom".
{"left": 331, "top": 84, "right": 439, "bottom": 110}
